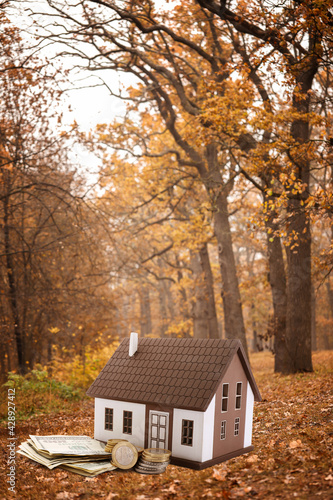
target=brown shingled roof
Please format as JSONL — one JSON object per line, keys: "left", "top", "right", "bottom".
{"left": 86, "top": 338, "right": 261, "bottom": 411}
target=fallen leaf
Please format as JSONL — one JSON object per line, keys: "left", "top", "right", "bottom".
{"left": 212, "top": 467, "right": 228, "bottom": 481}
{"left": 56, "top": 472, "right": 68, "bottom": 480}
{"left": 246, "top": 454, "right": 258, "bottom": 464}
{"left": 36, "top": 476, "right": 53, "bottom": 482}
{"left": 166, "top": 484, "right": 177, "bottom": 494}
{"left": 230, "top": 486, "right": 252, "bottom": 498}
{"left": 55, "top": 493, "right": 76, "bottom": 500}
{"left": 289, "top": 439, "right": 302, "bottom": 449}
{"left": 203, "top": 491, "right": 214, "bottom": 498}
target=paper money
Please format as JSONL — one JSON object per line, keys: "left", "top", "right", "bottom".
{"left": 29, "top": 435, "right": 111, "bottom": 458}
{"left": 18, "top": 441, "right": 111, "bottom": 469}
{"left": 18, "top": 436, "right": 116, "bottom": 477}
{"left": 61, "top": 460, "right": 116, "bottom": 477}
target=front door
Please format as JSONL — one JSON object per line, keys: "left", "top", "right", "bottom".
{"left": 148, "top": 410, "right": 169, "bottom": 449}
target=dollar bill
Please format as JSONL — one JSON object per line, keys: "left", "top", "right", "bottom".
{"left": 61, "top": 460, "right": 116, "bottom": 477}
{"left": 29, "top": 435, "right": 111, "bottom": 458}
{"left": 18, "top": 441, "right": 111, "bottom": 469}
{"left": 18, "top": 436, "right": 117, "bottom": 477}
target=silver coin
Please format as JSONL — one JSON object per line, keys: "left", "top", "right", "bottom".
{"left": 135, "top": 464, "right": 165, "bottom": 472}
{"left": 140, "top": 459, "right": 169, "bottom": 467}
{"left": 134, "top": 468, "right": 162, "bottom": 475}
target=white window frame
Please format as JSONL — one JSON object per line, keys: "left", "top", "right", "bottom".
{"left": 235, "top": 382, "right": 242, "bottom": 410}
{"left": 220, "top": 420, "right": 226, "bottom": 440}
{"left": 221, "top": 383, "right": 229, "bottom": 412}
{"left": 234, "top": 417, "right": 240, "bottom": 436}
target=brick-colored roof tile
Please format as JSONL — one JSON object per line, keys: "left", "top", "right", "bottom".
{"left": 86, "top": 338, "right": 261, "bottom": 410}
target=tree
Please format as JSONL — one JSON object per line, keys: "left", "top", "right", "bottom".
{"left": 35, "top": 0, "right": 249, "bottom": 355}
{"left": 194, "top": 0, "right": 333, "bottom": 371}
{"left": 0, "top": 10, "right": 117, "bottom": 375}
{"left": 31, "top": 0, "right": 333, "bottom": 370}
{"left": 89, "top": 124, "right": 221, "bottom": 339}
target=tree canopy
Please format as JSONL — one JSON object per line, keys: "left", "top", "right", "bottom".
{"left": 0, "top": 0, "right": 332, "bottom": 376}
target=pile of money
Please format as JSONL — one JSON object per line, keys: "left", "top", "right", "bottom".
{"left": 19, "top": 435, "right": 172, "bottom": 476}
{"left": 18, "top": 435, "right": 116, "bottom": 477}
{"left": 135, "top": 448, "right": 171, "bottom": 475}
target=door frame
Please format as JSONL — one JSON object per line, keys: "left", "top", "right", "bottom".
{"left": 148, "top": 410, "right": 169, "bottom": 449}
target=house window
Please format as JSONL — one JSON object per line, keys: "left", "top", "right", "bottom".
{"left": 181, "top": 419, "right": 194, "bottom": 446}
{"left": 220, "top": 420, "right": 226, "bottom": 440}
{"left": 123, "top": 411, "right": 132, "bottom": 434}
{"left": 234, "top": 417, "right": 240, "bottom": 436}
{"left": 105, "top": 408, "right": 113, "bottom": 430}
{"left": 221, "top": 383, "right": 229, "bottom": 412}
{"left": 236, "top": 382, "right": 242, "bottom": 410}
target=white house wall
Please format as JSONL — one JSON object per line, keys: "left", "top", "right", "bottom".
{"left": 94, "top": 398, "right": 146, "bottom": 448}
{"left": 243, "top": 381, "right": 254, "bottom": 448}
{"left": 201, "top": 396, "right": 215, "bottom": 461}
{"left": 172, "top": 396, "right": 215, "bottom": 462}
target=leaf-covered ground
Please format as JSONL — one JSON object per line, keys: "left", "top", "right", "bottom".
{"left": 1, "top": 351, "right": 332, "bottom": 499}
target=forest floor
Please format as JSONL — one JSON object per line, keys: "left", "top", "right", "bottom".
{"left": 1, "top": 350, "right": 332, "bottom": 500}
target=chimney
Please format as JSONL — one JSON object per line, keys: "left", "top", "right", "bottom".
{"left": 129, "top": 332, "right": 138, "bottom": 357}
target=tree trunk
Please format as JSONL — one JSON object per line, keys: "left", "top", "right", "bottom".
{"left": 158, "top": 280, "right": 168, "bottom": 336}
{"left": 3, "top": 187, "right": 26, "bottom": 374}
{"left": 214, "top": 192, "right": 248, "bottom": 355}
{"left": 190, "top": 250, "right": 209, "bottom": 339}
{"left": 325, "top": 280, "right": 333, "bottom": 350}
{"left": 326, "top": 280, "right": 333, "bottom": 317}
{"left": 251, "top": 303, "right": 259, "bottom": 352}
{"left": 190, "top": 243, "right": 219, "bottom": 339}
{"left": 311, "top": 283, "right": 317, "bottom": 352}
{"left": 203, "top": 144, "right": 248, "bottom": 356}
{"left": 139, "top": 285, "right": 152, "bottom": 336}
{"left": 165, "top": 280, "right": 175, "bottom": 319}
{"left": 283, "top": 66, "right": 317, "bottom": 373}
{"left": 285, "top": 209, "right": 312, "bottom": 371}
{"left": 199, "top": 244, "right": 219, "bottom": 339}
{"left": 264, "top": 206, "right": 290, "bottom": 372}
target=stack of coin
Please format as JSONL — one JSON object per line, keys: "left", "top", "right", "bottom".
{"left": 104, "top": 439, "right": 128, "bottom": 453}
{"left": 135, "top": 448, "right": 171, "bottom": 475}
{"left": 111, "top": 441, "right": 138, "bottom": 470}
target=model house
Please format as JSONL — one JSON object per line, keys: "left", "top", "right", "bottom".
{"left": 87, "top": 334, "right": 262, "bottom": 470}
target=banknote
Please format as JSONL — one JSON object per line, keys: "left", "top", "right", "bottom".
{"left": 29, "top": 435, "right": 111, "bottom": 458}
{"left": 18, "top": 441, "right": 110, "bottom": 469}
{"left": 18, "top": 438, "right": 117, "bottom": 477}
{"left": 61, "top": 460, "right": 116, "bottom": 477}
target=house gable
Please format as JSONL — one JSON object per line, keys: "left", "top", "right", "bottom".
{"left": 213, "top": 352, "right": 248, "bottom": 458}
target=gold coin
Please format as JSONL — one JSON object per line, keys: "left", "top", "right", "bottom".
{"left": 112, "top": 442, "right": 138, "bottom": 469}
{"left": 142, "top": 451, "right": 170, "bottom": 462}
{"left": 145, "top": 448, "right": 171, "bottom": 457}
{"left": 105, "top": 439, "right": 128, "bottom": 453}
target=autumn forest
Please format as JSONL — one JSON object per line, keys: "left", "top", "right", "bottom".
{"left": 1, "top": 0, "right": 333, "bottom": 381}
